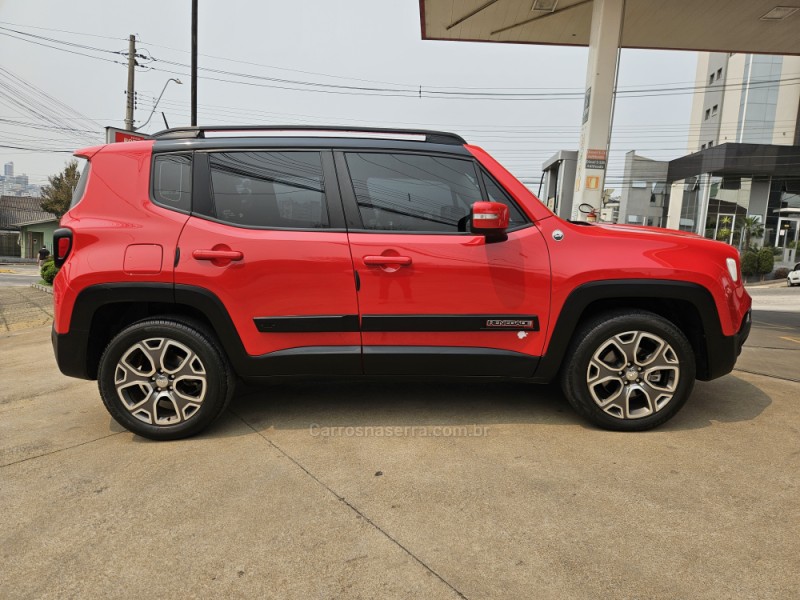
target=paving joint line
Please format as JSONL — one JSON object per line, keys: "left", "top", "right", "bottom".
{"left": 0, "top": 432, "right": 124, "bottom": 469}
{"left": 733, "top": 368, "right": 800, "bottom": 384}
{"left": 232, "top": 410, "right": 468, "bottom": 600}
{"left": 743, "top": 345, "right": 800, "bottom": 351}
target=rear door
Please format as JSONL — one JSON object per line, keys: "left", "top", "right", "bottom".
{"left": 336, "top": 150, "right": 551, "bottom": 377}
{"left": 175, "top": 149, "right": 361, "bottom": 374}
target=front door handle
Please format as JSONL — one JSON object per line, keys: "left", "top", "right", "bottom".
{"left": 363, "top": 255, "right": 412, "bottom": 266}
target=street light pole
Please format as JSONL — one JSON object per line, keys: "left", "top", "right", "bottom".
{"left": 191, "top": 0, "right": 198, "bottom": 126}
{"left": 135, "top": 78, "right": 182, "bottom": 131}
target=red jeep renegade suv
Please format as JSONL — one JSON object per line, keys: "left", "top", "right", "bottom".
{"left": 51, "top": 126, "right": 751, "bottom": 440}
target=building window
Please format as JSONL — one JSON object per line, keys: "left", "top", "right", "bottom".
{"left": 712, "top": 105, "right": 718, "bottom": 116}
{"left": 709, "top": 73, "right": 715, "bottom": 84}
{"left": 705, "top": 109, "right": 711, "bottom": 120}
{"left": 701, "top": 144, "right": 706, "bottom": 150}
{"left": 708, "top": 141, "right": 714, "bottom": 147}
{"left": 717, "top": 67, "right": 723, "bottom": 80}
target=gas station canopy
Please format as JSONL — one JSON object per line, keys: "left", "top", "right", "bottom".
{"left": 420, "top": 0, "right": 800, "bottom": 56}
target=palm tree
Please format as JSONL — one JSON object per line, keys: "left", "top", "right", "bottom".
{"left": 740, "top": 216, "right": 764, "bottom": 250}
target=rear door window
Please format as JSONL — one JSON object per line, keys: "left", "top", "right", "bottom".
{"left": 208, "top": 151, "right": 329, "bottom": 229}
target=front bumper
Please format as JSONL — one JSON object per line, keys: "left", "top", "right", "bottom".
{"left": 701, "top": 309, "right": 751, "bottom": 381}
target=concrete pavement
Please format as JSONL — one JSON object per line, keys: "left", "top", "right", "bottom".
{"left": 0, "top": 286, "right": 53, "bottom": 332}
{"left": 0, "top": 264, "right": 41, "bottom": 287}
{"left": 1, "top": 288, "right": 798, "bottom": 599}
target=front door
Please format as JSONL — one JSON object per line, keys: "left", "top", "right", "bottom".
{"left": 336, "top": 150, "right": 550, "bottom": 377}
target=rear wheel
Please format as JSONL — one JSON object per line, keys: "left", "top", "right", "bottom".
{"left": 97, "top": 319, "right": 234, "bottom": 440}
{"left": 560, "top": 310, "right": 696, "bottom": 431}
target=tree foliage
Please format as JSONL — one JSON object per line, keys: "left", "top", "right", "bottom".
{"left": 40, "top": 159, "right": 80, "bottom": 217}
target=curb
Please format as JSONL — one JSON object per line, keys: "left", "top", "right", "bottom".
{"left": 744, "top": 280, "right": 789, "bottom": 289}
{"left": 31, "top": 283, "right": 53, "bottom": 295}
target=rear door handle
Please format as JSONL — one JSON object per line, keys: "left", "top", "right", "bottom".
{"left": 363, "top": 255, "right": 412, "bottom": 266}
{"left": 193, "top": 249, "right": 244, "bottom": 261}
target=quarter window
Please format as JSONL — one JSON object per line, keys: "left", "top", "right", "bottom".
{"left": 152, "top": 154, "right": 191, "bottom": 212}
{"left": 209, "top": 151, "right": 328, "bottom": 229}
{"left": 70, "top": 158, "right": 91, "bottom": 209}
{"left": 345, "top": 153, "right": 482, "bottom": 232}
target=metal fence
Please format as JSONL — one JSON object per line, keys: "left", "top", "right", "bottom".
{"left": 0, "top": 231, "right": 20, "bottom": 257}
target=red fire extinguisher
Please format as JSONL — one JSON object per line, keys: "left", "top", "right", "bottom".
{"left": 579, "top": 203, "right": 598, "bottom": 223}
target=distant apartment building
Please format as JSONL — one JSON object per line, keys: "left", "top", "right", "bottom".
{"left": 0, "top": 161, "right": 41, "bottom": 197}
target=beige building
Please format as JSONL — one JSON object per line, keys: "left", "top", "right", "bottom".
{"left": 688, "top": 53, "right": 800, "bottom": 152}
{"left": 666, "top": 53, "right": 800, "bottom": 259}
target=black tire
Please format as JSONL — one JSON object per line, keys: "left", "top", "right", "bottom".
{"left": 97, "top": 319, "right": 234, "bottom": 440}
{"left": 560, "top": 310, "right": 696, "bottom": 431}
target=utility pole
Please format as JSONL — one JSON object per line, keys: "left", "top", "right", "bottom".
{"left": 191, "top": 0, "right": 198, "bottom": 126}
{"left": 124, "top": 34, "right": 136, "bottom": 131}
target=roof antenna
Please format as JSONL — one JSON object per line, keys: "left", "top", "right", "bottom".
{"left": 161, "top": 112, "right": 170, "bottom": 129}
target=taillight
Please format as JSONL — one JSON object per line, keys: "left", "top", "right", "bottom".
{"left": 53, "top": 228, "right": 73, "bottom": 267}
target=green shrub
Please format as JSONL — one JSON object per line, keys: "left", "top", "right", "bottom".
{"left": 741, "top": 251, "right": 758, "bottom": 277}
{"left": 40, "top": 257, "right": 59, "bottom": 285}
{"left": 773, "top": 267, "right": 790, "bottom": 280}
{"left": 757, "top": 247, "right": 775, "bottom": 279}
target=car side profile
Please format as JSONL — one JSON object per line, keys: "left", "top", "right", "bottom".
{"left": 787, "top": 263, "right": 800, "bottom": 286}
{"left": 51, "top": 126, "right": 752, "bottom": 440}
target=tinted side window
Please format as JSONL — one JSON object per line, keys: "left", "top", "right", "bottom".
{"left": 481, "top": 171, "right": 529, "bottom": 229}
{"left": 209, "top": 151, "right": 328, "bottom": 229}
{"left": 345, "top": 153, "right": 482, "bottom": 232}
{"left": 152, "top": 154, "right": 192, "bottom": 212}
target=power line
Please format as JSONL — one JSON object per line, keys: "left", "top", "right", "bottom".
{"left": 3, "top": 24, "right": 800, "bottom": 102}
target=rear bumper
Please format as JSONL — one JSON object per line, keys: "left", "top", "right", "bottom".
{"left": 52, "top": 325, "right": 92, "bottom": 380}
{"left": 701, "top": 309, "right": 751, "bottom": 381}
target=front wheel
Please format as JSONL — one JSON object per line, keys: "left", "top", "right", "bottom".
{"left": 560, "top": 310, "right": 696, "bottom": 431}
{"left": 97, "top": 319, "right": 234, "bottom": 440}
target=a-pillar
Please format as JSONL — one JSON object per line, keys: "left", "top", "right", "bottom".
{"left": 573, "top": 0, "right": 625, "bottom": 221}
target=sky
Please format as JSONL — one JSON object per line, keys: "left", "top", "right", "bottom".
{"left": 0, "top": 0, "right": 697, "bottom": 192}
